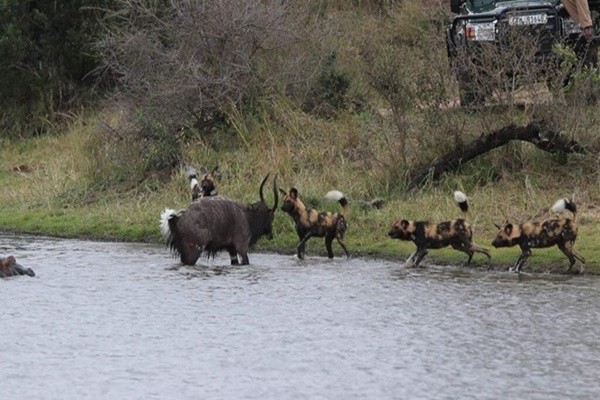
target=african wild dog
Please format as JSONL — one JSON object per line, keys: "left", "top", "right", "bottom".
{"left": 187, "top": 165, "right": 220, "bottom": 201}
{"left": 279, "top": 188, "right": 350, "bottom": 259}
{"left": 492, "top": 198, "right": 585, "bottom": 273}
{"left": 388, "top": 191, "right": 491, "bottom": 267}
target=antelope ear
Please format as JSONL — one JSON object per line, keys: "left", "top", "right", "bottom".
{"left": 290, "top": 188, "right": 299, "bottom": 199}
{"left": 400, "top": 219, "right": 410, "bottom": 229}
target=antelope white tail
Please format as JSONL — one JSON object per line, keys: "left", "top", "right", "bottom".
{"left": 160, "top": 208, "right": 177, "bottom": 237}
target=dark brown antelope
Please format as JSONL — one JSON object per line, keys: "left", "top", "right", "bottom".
{"left": 161, "top": 174, "right": 278, "bottom": 265}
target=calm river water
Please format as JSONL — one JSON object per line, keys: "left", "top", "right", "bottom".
{"left": 1, "top": 234, "right": 599, "bottom": 399}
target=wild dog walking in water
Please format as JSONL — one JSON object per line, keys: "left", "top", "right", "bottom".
{"left": 280, "top": 188, "right": 350, "bottom": 259}
{"left": 388, "top": 191, "right": 491, "bottom": 267}
{"left": 187, "top": 165, "right": 220, "bottom": 201}
{"left": 492, "top": 198, "right": 585, "bottom": 273}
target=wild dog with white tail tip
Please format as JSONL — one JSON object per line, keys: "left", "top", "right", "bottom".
{"left": 280, "top": 188, "right": 350, "bottom": 259}
{"left": 388, "top": 191, "right": 491, "bottom": 267}
{"left": 492, "top": 198, "right": 585, "bottom": 273}
{"left": 187, "top": 165, "right": 220, "bottom": 201}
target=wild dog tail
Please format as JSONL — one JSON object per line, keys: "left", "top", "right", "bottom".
{"left": 187, "top": 166, "right": 199, "bottom": 190}
{"left": 453, "top": 191, "right": 469, "bottom": 218}
{"left": 160, "top": 208, "right": 179, "bottom": 238}
{"left": 325, "top": 190, "right": 349, "bottom": 215}
{"left": 552, "top": 198, "right": 577, "bottom": 221}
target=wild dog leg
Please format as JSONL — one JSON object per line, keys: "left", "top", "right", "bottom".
{"left": 413, "top": 249, "right": 428, "bottom": 267}
{"left": 564, "top": 241, "right": 586, "bottom": 265}
{"left": 513, "top": 249, "right": 532, "bottom": 273}
{"left": 325, "top": 235, "right": 335, "bottom": 258}
{"left": 297, "top": 232, "right": 314, "bottom": 259}
{"left": 558, "top": 242, "right": 585, "bottom": 273}
{"left": 451, "top": 243, "right": 474, "bottom": 263}
{"left": 336, "top": 237, "right": 350, "bottom": 258}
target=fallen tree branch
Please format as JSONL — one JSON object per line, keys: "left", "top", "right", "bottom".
{"left": 407, "top": 121, "right": 585, "bottom": 188}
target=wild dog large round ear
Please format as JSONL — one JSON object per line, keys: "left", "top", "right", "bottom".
{"left": 400, "top": 219, "right": 409, "bottom": 229}
{"left": 290, "top": 188, "right": 299, "bottom": 198}
{"left": 504, "top": 224, "right": 513, "bottom": 234}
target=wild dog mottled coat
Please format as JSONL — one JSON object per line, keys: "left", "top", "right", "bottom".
{"left": 280, "top": 188, "right": 350, "bottom": 259}
{"left": 161, "top": 174, "right": 278, "bottom": 266}
{"left": 492, "top": 198, "right": 585, "bottom": 273}
{"left": 188, "top": 165, "right": 220, "bottom": 201}
{"left": 388, "top": 191, "right": 491, "bottom": 267}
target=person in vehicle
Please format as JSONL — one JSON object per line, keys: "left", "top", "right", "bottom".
{"left": 562, "top": 0, "right": 595, "bottom": 39}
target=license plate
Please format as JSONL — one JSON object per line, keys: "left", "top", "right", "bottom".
{"left": 508, "top": 14, "right": 548, "bottom": 26}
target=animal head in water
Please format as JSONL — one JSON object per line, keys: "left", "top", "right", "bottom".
{"left": 0, "top": 255, "right": 35, "bottom": 277}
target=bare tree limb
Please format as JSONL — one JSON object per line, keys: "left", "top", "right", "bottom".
{"left": 407, "top": 120, "right": 585, "bottom": 188}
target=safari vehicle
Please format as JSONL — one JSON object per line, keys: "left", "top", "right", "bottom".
{"left": 446, "top": 0, "right": 600, "bottom": 107}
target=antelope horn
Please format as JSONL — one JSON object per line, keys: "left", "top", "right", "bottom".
{"left": 272, "top": 174, "right": 279, "bottom": 211}
{"left": 259, "top": 173, "right": 270, "bottom": 204}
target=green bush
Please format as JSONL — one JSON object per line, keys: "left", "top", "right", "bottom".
{"left": 0, "top": 0, "right": 112, "bottom": 136}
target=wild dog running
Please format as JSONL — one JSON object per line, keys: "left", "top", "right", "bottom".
{"left": 388, "top": 191, "right": 491, "bottom": 267}
{"left": 279, "top": 187, "right": 350, "bottom": 259}
{"left": 492, "top": 198, "right": 585, "bottom": 273}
